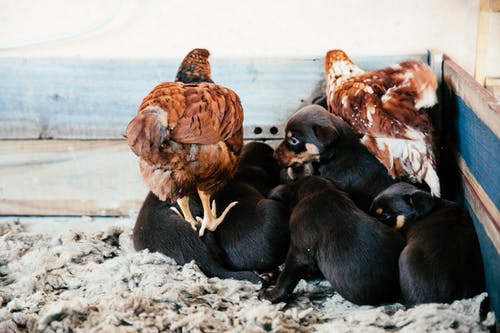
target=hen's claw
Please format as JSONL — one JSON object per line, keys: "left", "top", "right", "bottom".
{"left": 197, "top": 201, "right": 238, "bottom": 237}
{"left": 176, "top": 196, "right": 199, "bottom": 231}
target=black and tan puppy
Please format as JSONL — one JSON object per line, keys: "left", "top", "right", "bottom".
{"left": 133, "top": 141, "right": 289, "bottom": 283}
{"left": 261, "top": 176, "right": 405, "bottom": 305}
{"left": 274, "top": 105, "right": 395, "bottom": 212}
{"left": 371, "top": 182, "right": 485, "bottom": 306}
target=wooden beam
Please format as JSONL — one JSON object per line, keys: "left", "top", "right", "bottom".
{"left": 0, "top": 54, "right": 428, "bottom": 140}
{"left": 485, "top": 77, "right": 500, "bottom": 98}
{"left": 0, "top": 140, "right": 148, "bottom": 216}
{"left": 492, "top": 0, "right": 500, "bottom": 12}
{"left": 0, "top": 139, "right": 280, "bottom": 216}
{"left": 474, "top": 0, "right": 491, "bottom": 86}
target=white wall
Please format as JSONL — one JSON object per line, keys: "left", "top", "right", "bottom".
{"left": 0, "top": 0, "right": 496, "bottom": 76}
{"left": 488, "top": 11, "right": 500, "bottom": 77}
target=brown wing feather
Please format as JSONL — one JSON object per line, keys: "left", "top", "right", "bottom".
{"left": 329, "top": 61, "right": 436, "bottom": 140}
{"left": 134, "top": 81, "right": 242, "bottom": 143}
{"left": 325, "top": 52, "right": 440, "bottom": 196}
{"left": 125, "top": 80, "right": 244, "bottom": 202}
{"left": 171, "top": 83, "right": 243, "bottom": 149}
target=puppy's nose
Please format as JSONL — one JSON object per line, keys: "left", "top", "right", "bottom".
{"left": 273, "top": 148, "right": 280, "bottom": 161}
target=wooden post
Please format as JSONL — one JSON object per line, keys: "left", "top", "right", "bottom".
{"left": 474, "top": 0, "right": 491, "bottom": 86}
{"left": 492, "top": 0, "right": 500, "bottom": 12}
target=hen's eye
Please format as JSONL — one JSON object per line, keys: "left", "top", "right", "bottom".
{"left": 288, "top": 136, "right": 300, "bottom": 146}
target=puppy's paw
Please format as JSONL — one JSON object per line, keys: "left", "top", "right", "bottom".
{"left": 258, "top": 288, "right": 274, "bottom": 301}
{"left": 259, "top": 287, "right": 288, "bottom": 303}
{"left": 257, "top": 270, "right": 279, "bottom": 287}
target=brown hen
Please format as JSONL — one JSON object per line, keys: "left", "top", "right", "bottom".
{"left": 126, "top": 48, "right": 244, "bottom": 236}
{"left": 325, "top": 49, "right": 440, "bottom": 197}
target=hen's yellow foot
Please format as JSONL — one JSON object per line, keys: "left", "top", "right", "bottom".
{"left": 176, "top": 197, "right": 199, "bottom": 231}
{"left": 197, "top": 200, "right": 238, "bottom": 237}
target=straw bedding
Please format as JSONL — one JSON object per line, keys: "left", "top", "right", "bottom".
{"left": 0, "top": 218, "right": 495, "bottom": 333}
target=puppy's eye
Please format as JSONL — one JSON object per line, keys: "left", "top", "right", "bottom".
{"left": 288, "top": 136, "right": 300, "bottom": 146}
{"left": 379, "top": 212, "right": 391, "bottom": 221}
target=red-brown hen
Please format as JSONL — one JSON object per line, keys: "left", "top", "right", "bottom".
{"left": 126, "top": 48, "right": 244, "bottom": 236}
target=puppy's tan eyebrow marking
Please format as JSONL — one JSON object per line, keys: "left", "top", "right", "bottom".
{"left": 305, "top": 143, "right": 320, "bottom": 156}
{"left": 375, "top": 208, "right": 383, "bottom": 215}
{"left": 286, "top": 131, "right": 292, "bottom": 138}
{"left": 395, "top": 215, "right": 406, "bottom": 229}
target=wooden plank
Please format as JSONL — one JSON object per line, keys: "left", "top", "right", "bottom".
{"left": 474, "top": 0, "right": 490, "bottom": 86}
{"left": 0, "top": 140, "right": 148, "bottom": 215}
{"left": 443, "top": 56, "right": 500, "bottom": 138}
{"left": 442, "top": 59, "right": 500, "bottom": 318}
{"left": 428, "top": 49, "right": 444, "bottom": 85}
{"left": 0, "top": 139, "right": 281, "bottom": 216}
{"left": 457, "top": 154, "right": 500, "bottom": 252}
{"left": 0, "top": 54, "right": 427, "bottom": 140}
{"left": 444, "top": 90, "right": 500, "bottom": 210}
{"left": 492, "top": 0, "right": 500, "bottom": 12}
{"left": 485, "top": 77, "right": 500, "bottom": 99}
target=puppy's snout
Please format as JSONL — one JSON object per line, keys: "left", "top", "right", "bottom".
{"left": 274, "top": 145, "right": 292, "bottom": 169}
{"left": 273, "top": 144, "right": 285, "bottom": 165}
{"left": 273, "top": 149, "right": 280, "bottom": 161}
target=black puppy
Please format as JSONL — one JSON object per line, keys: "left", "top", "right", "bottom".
{"left": 371, "top": 182, "right": 485, "bottom": 306}
{"left": 210, "top": 141, "right": 290, "bottom": 273}
{"left": 133, "top": 141, "right": 289, "bottom": 283}
{"left": 261, "top": 176, "right": 405, "bottom": 305}
{"left": 133, "top": 191, "right": 262, "bottom": 282}
{"left": 274, "top": 104, "right": 395, "bottom": 212}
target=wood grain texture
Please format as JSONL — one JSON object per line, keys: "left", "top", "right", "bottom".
{"left": 0, "top": 55, "right": 427, "bottom": 140}
{"left": 0, "top": 140, "right": 148, "bottom": 215}
{"left": 493, "top": 0, "right": 500, "bottom": 12}
{"left": 443, "top": 56, "right": 500, "bottom": 138}
{"left": 0, "top": 139, "right": 281, "bottom": 216}
{"left": 474, "top": 0, "right": 490, "bottom": 86}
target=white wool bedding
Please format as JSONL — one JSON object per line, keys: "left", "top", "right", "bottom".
{"left": 0, "top": 217, "right": 495, "bottom": 333}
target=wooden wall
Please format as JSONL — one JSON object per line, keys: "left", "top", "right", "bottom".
{"left": 440, "top": 55, "right": 500, "bottom": 319}
{"left": 0, "top": 53, "right": 429, "bottom": 216}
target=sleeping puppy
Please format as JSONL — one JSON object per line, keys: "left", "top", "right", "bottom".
{"left": 274, "top": 104, "right": 395, "bottom": 212}
{"left": 370, "top": 182, "right": 485, "bottom": 306}
{"left": 210, "top": 141, "right": 290, "bottom": 273}
{"left": 133, "top": 192, "right": 261, "bottom": 283}
{"left": 260, "top": 176, "right": 405, "bottom": 305}
{"left": 133, "top": 141, "right": 289, "bottom": 283}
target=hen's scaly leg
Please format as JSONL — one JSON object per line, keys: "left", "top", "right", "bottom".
{"left": 197, "top": 189, "right": 237, "bottom": 237}
{"left": 176, "top": 196, "right": 198, "bottom": 231}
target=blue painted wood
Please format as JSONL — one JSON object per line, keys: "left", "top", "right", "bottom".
{"left": 467, "top": 201, "right": 500, "bottom": 319}
{"left": 454, "top": 95, "right": 500, "bottom": 208}
{"left": 441, "top": 87, "right": 500, "bottom": 318}
{"left": 0, "top": 54, "right": 427, "bottom": 139}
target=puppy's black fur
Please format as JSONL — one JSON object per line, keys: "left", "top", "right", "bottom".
{"left": 274, "top": 105, "right": 395, "bottom": 212}
{"left": 133, "top": 141, "right": 289, "bottom": 283}
{"left": 371, "top": 182, "right": 485, "bottom": 306}
{"left": 261, "top": 176, "right": 405, "bottom": 305}
{"left": 210, "top": 142, "right": 290, "bottom": 272}
{"left": 133, "top": 192, "right": 262, "bottom": 282}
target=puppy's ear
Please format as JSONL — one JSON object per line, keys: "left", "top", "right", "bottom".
{"left": 313, "top": 125, "right": 337, "bottom": 145}
{"left": 268, "top": 184, "right": 286, "bottom": 201}
{"left": 408, "top": 191, "right": 437, "bottom": 218}
{"left": 268, "top": 184, "right": 294, "bottom": 204}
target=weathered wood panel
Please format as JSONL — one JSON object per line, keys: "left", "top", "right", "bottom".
{"left": 0, "top": 54, "right": 427, "bottom": 140}
{"left": 0, "top": 140, "right": 148, "bottom": 215}
{"left": 442, "top": 56, "right": 500, "bottom": 319}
